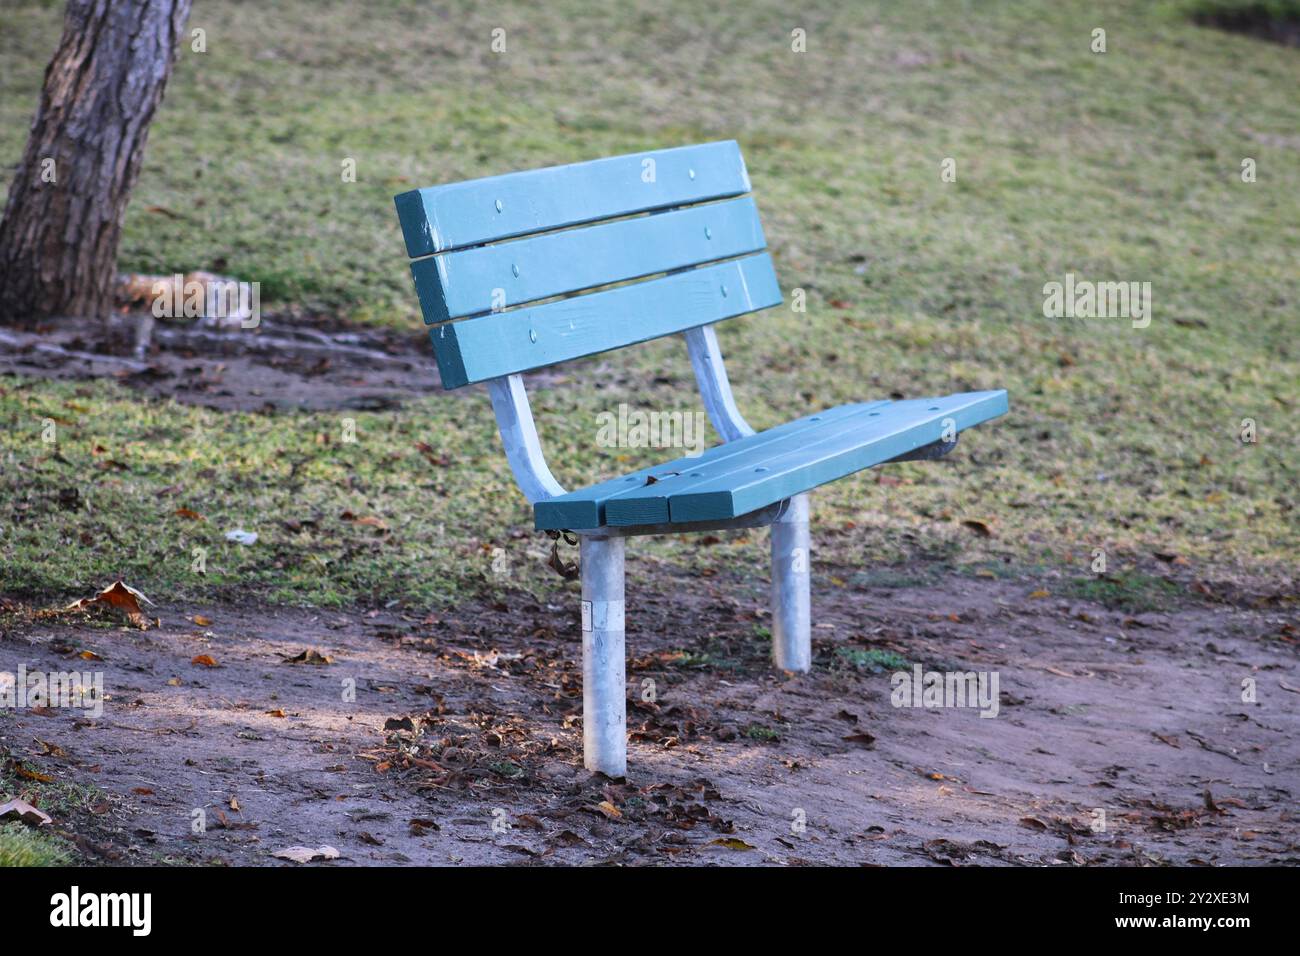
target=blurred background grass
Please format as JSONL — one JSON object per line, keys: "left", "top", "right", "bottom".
{"left": 0, "top": 0, "right": 1295, "bottom": 607}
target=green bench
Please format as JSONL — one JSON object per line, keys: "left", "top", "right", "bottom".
{"left": 395, "top": 141, "right": 1008, "bottom": 775}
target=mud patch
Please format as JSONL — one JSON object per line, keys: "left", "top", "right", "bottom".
{"left": 1, "top": 314, "right": 446, "bottom": 412}
{"left": 1, "top": 567, "right": 1297, "bottom": 866}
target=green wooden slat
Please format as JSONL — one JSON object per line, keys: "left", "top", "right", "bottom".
{"left": 600, "top": 402, "right": 902, "bottom": 527}
{"left": 663, "top": 391, "right": 1010, "bottom": 524}
{"left": 430, "top": 253, "right": 781, "bottom": 389}
{"left": 410, "top": 197, "right": 767, "bottom": 324}
{"left": 533, "top": 402, "right": 887, "bottom": 530}
{"left": 395, "top": 141, "right": 750, "bottom": 257}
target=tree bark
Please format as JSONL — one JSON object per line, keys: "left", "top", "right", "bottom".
{"left": 0, "top": 0, "right": 192, "bottom": 327}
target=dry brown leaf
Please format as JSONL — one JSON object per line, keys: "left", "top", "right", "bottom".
{"left": 0, "top": 798, "right": 52, "bottom": 827}
{"left": 266, "top": 708, "right": 287, "bottom": 718}
{"left": 12, "top": 763, "right": 54, "bottom": 783}
{"left": 1028, "top": 589, "right": 1050, "bottom": 599}
{"left": 191, "top": 614, "right": 212, "bottom": 626}
{"left": 174, "top": 508, "right": 206, "bottom": 521}
{"left": 272, "top": 845, "right": 340, "bottom": 864}
{"left": 961, "top": 519, "right": 993, "bottom": 538}
{"left": 595, "top": 800, "right": 623, "bottom": 820}
{"left": 63, "top": 580, "right": 154, "bottom": 628}
{"left": 708, "top": 837, "right": 756, "bottom": 850}
{"left": 191, "top": 654, "right": 219, "bottom": 667}
{"left": 283, "top": 649, "right": 333, "bottom": 665}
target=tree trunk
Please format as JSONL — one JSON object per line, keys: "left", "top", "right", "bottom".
{"left": 0, "top": 0, "right": 192, "bottom": 327}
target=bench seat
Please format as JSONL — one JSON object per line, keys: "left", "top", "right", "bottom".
{"left": 535, "top": 389, "right": 1008, "bottom": 530}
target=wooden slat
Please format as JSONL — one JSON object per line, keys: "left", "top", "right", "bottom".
{"left": 534, "top": 402, "right": 887, "bottom": 530}
{"left": 410, "top": 197, "right": 766, "bottom": 324}
{"left": 394, "top": 141, "right": 750, "bottom": 258}
{"left": 627, "top": 391, "right": 1009, "bottom": 525}
{"left": 430, "top": 253, "right": 781, "bottom": 389}
{"left": 600, "top": 402, "right": 901, "bottom": 527}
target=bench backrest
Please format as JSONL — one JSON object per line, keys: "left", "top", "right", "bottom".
{"left": 394, "top": 141, "right": 782, "bottom": 389}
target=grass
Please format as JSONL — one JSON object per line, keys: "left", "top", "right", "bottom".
{"left": 0, "top": 822, "right": 72, "bottom": 866}
{"left": 0, "top": 0, "right": 1297, "bottom": 609}
{"left": 742, "top": 723, "right": 781, "bottom": 742}
{"left": 835, "top": 648, "right": 912, "bottom": 672}
{"left": 0, "top": 747, "right": 91, "bottom": 866}
{"left": 1062, "top": 571, "right": 1187, "bottom": 611}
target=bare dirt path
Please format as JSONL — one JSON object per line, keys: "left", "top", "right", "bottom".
{"left": 3, "top": 566, "right": 1296, "bottom": 866}
{"left": 0, "top": 313, "right": 446, "bottom": 411}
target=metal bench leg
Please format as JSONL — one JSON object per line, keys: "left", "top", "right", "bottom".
{"left": 771, "top": 493, "right": 812, "bottom": 672}
{"left": 580, "top": 535, "right": 627, "bottom": 775}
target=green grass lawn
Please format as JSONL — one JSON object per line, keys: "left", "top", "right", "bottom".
{"left": 0, "top": 0, "right": 1296, "bottom": 608}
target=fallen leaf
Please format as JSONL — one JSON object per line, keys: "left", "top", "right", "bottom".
{"left": 961, "top": 519, "right": 993, "bottom": 538}
{"left": 0, "top": 798, "right": 52, "bottom": 827}
{"left": 191, "top": 654, "right": 219, "bottom": 667}
{"left": 708, "top": 837, "right": 756, "bottom": 850}
{"left": 191, "top": 615, "right": 213, "bottom": 626}
{"left": 596, "top": 800, "right": 623, "bottom": 820}
{"left": 272, "top": 845, "right": 340, "bottom": 864}
{"left": 266, "top": 709, "right": 287, "bottom": 718}
{"left": 842, "top": 732, "right": 877, "bottom": 749}
{"left": 144, "top": 204, "right": 184, "bottom": 220}
{"left": 1028, "top": 589, "right": 1050, "bottom": 599}
{"left": 283, "top": 649, "right": 334, "bottom": 665}
{"left": 63, "top": 580, "right": 154, "bottom": 628}
{"left": 174, "top": 508, "right": 206, "bottom": 521}
{"left": 132, "top": 787, "right": 154, "bottom": 796}
{"left": 12, "top": 763, "right": 54, "bottom": 783}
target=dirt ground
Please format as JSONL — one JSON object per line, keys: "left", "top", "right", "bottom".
{"left": 2, "top": 561, "right": 1297, "bottom": 867}
{"left": 0, "top": 312, "right": 450, "bottom": 410}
